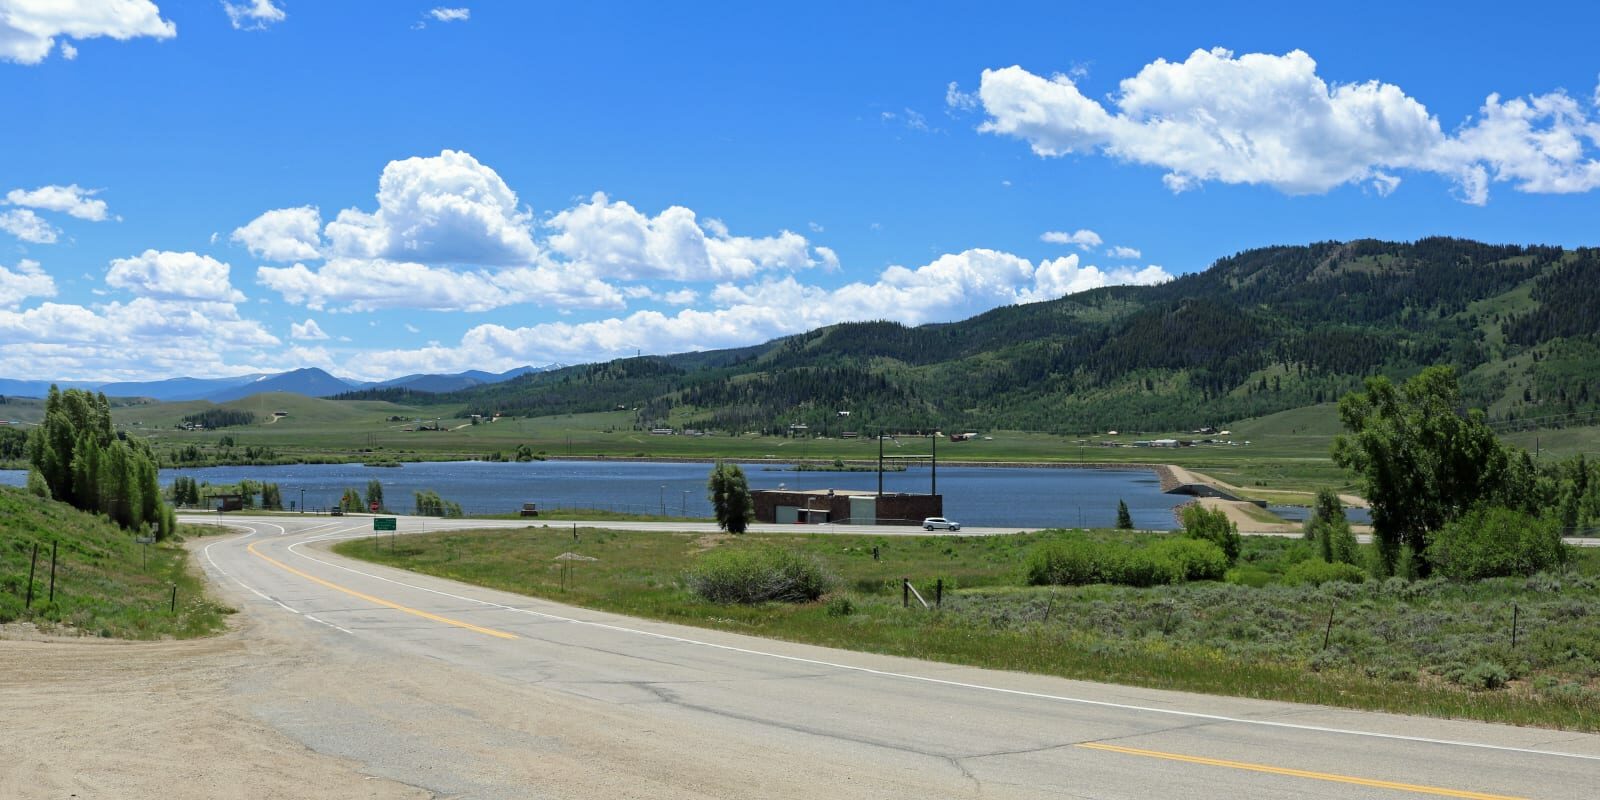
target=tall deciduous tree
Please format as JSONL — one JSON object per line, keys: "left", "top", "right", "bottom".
{"left": 26, "top": 386, "right": 172, "bottom": 538}
{"left": 365, "top": 479, "right": 385, "bottom": 512}
{"left": 1333, "top": 366, "right": 1534, "bottom": 576}
{"left": 707, "top": 461, "right": 753, "bottom": 534}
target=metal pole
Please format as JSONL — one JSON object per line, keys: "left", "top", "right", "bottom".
{"left": 48, "top": 541, "right": 57, "bottom": 604}
{"left": 878, "top": 430, "right": 884, "bottom": 497}
{"left": 25, "top": 543, "right": 38, "bottom": 609}
{"left": 931, "top": 433, "right": 937, "bottom": 496}
{"left": 660, "top": 485, "right": 665, "bottom": 516}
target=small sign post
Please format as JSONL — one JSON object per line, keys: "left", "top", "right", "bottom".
{"left": 374, "top": 517, "right": 397, "bottom": 552}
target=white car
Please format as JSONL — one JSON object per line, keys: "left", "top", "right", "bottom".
{"left": 923, "top": 517, "right": 961, "bottom": 531}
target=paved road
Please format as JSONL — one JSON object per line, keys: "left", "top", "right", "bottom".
{"left": 192, "top": 514, "right": 1600, "bottom": 799}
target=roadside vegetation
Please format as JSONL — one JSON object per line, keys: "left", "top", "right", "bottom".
{"left": 0, "top": 486, "right": 230, "bottom": 638}
{"left": 336, "top": 524, "right": 1600, "bottom": 730}
{"left": 337, "top": 367, "right": 1600, "bottom": 730}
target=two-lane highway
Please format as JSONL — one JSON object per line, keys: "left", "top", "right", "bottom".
{"left": 193, "top": 514, "right": 1599, "bottom": 799}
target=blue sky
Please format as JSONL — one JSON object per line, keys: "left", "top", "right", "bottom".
{"left": 3, "top": 1, "right": 1600, "bottom": 382}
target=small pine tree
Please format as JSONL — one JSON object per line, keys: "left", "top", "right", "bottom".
{"left": 1115, "top": 499, "right": 1134, "bottom": 530}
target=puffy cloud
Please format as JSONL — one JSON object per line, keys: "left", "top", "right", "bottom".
{"left": 324, "top": 149, "right": 539, "bottom": 265}
{"left": 0, "top": 0, "right": 176, "bottom": 64}
{"left": 0, "top": 258, "right": 55, "bottom": 306}
{"left": 222, "top": 0, "right": 285, "bottom": 30}
{"left": 290, "top": 318, "right": 328, "bottom": 340}
{"left": 106, "top": 249, "right": 245, "bottom": 302}
{"left": 0, "top": 208, "right": 58, "bottom": 243}
{"left": 546, "top": 192, "right": 822, "bottom": 281}
{"left": 1106, "top": 245, "right": 1141, "bottom": 259}
{"left": 429, "top": 7, "right": 470, "bottom": 22}
{"left": 5, "top": 184, "right": 110, "bottom": 220}
{"left": 232, "top": 205, "right": 322, "bottom": 261}
{"left": 335, "top": 248, "right": 1174, "bottom": 379}
{"left": 256, "top": 258, "right": 623, "bottom": 312}
{"left": 1040, "top": 228, "right": 1101, "bottom": 250}
{"left": 0, "top": 300, "right": 274, "bottom": 349}
{"left": 977, "top": 47, "right": 1600, "bottom": 204}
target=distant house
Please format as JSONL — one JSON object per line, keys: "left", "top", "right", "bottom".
{"left": 650, "top": 428, "right": 674, "bottom": 435}
{"left": 949, "top": 432, "right": 978, "bottom": 442}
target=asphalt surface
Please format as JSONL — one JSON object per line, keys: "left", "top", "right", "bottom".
{"left": 192, "top": 513, "right": 1600, "bottom": 799}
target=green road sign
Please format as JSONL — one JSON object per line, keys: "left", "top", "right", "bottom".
{"left": 374, "top": 517, "right": 397, "bottom": 531}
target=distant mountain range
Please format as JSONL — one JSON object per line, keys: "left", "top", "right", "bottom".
{"left": 0, "top": 365, "right": 554, "bottom": 403}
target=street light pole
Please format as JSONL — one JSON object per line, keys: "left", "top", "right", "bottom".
{"left": 681, "top": 490, "right": 689, "bottom": 516}
{"left": 659, "top": 484, "right": 665, "bottom": 516}
{"left": 298, "top": 486, "right": 305, "bottom": 514}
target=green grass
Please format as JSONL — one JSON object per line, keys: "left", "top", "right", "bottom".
{"left": 337, "top": 526, "right": 1600, "bottom": 731}
{"left": 0, "top": 487, "right": 232, "bottom": 638}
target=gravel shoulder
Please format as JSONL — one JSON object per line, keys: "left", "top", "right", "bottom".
{"left": 0, "top": 617, "right": 433, "bottom": 800}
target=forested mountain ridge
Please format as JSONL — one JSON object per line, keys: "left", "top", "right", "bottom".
{"left": 410, "top": 238, "right": 1600, "bottom": 434}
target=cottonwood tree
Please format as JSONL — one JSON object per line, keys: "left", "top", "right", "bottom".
{"left": 1333, "top": 366, "right": 1534, "bottom": 576}
{"left": 707, "top": 461, "right": 754, "bottom": 534}
{"left": 27, "top": 386, "right": 174, "bottom": 538}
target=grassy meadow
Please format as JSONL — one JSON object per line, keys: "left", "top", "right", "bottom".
{"left": 337, "top": 525, "right": 1600, "bottom": 730}
{"left": 82, "top": 392, "right": 1363, "bottom": 497}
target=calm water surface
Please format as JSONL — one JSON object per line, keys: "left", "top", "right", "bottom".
{"left": 1, "top": 460, "right": 1190, "bottom": 529}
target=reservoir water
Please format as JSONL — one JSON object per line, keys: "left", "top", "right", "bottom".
{"left": 0, "top": 460, "right": 1190, "bottom": 529}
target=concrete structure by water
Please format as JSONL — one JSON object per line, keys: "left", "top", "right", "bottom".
{"left": 753, "top": 488, "right": 942, "bottom": 525}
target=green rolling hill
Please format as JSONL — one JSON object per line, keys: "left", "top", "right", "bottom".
{"left": 348, "top": 237, "right": 1599, "bottom": 436}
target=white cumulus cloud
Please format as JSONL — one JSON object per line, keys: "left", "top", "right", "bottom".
{"left": 232, "top": 205, "right": 322, "bottom": 261}
{"left": 106, "top": 249, "right": 245, "bottom": 302}
{"left": 1106, "top": 245, "right": 1142, "bottom": 259}
{"left": 324, "top": 149, "right": 539, "bottom": 265}
{"left": 0, "top": 208, "right": 58, "bottom": 243}
{"left": 977, "top": 47, "right": 1600, "bottom": 204}
{"left": 429, "top": 7, "right": 470, "bottom": 22}
{"left": 5, "top": 183, "right": 111, "bottom": 220}
{"left": 0, "top": 258, "right": 56, "bottom": 306}
{"left": 290, "top": 318, "right": 328, "bottom": 340}
{"left": 0, "top": 0, "right": 176, "bottom": 64}
{"left": 547, "top": 192, "right": 822, "bottom": 281}
{"left": 222, "top": 0, "right": 284, "bottom": 30}
{"left": 1041, "top": 229, "right": 1101, "bottom": 250}
{"left": 256, "top": 258, "right": 622, "bottom": 313}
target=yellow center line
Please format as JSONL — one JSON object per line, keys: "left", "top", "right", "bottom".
{"left": 247, "top": 541, "right": 518, "bottom": 640}
{"left": 1075, "top": 742, "right": 1528, "bottom": 800}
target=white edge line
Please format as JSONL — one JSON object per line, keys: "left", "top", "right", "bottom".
{"left": 263, "top": 526, "right": 1600, "bottom": 764}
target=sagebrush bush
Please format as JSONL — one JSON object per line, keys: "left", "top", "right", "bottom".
{"left": 687, "top": 547, "right": 833, "bottom": 604}
{"left": 1427, "top": 507, "right": 1570, "bottom": 581}
{"left": 1282, "top": 558, "right": 1368, "bottom": 587}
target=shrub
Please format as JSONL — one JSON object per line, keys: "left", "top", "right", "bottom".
{"left": 1146, "top": 538, "right": 1229, "bottom": 582}
{"left": 1026, "top": 536, "right": 1225, "bottom": 587}
{"left": 825, "top": 595, "right": 855, "bottom": 617}
{"left": 1225, "top": 565, "right": 1273, "bottom": 587}
{"left": 1427, "top": 507, "right": 1570, "bottom": 581}
{"left": 687, "top": 547, "right": 833, "bottom": 604}
{"left": 1181, "top": 504, "right": 1241, "bottom": 565}
{"left": 1282, "top": 559, "right": 1368, "bottom": 587}
{"left": 1025, "top": 539, "right": 1109, "bottom": 586}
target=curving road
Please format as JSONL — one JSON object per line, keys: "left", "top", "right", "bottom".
{"left": 192, "top": 513, "right": 1599, "bottom": 799}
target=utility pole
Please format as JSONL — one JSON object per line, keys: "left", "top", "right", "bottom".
{"left": 931, "top": 432, "right": 937, "bottom": 496}
{"left": 877, "top": 429, "right": 884, "bottom": 497}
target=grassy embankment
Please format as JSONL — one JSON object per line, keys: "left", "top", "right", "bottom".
{"left": 338, "top": 525, "right": 1600, "bottom": 731}
{"left": 0, "top": 487, "right": 231, "bottom": 638}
